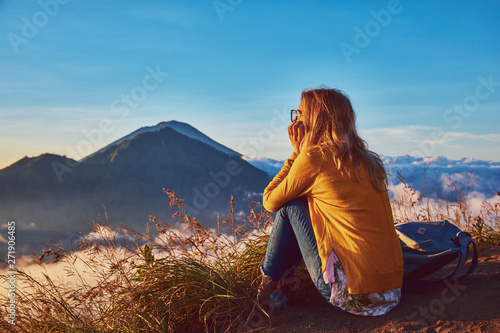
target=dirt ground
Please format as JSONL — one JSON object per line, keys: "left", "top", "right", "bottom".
{"left": 249, "top": 247, "right": 500, "bottom": 333}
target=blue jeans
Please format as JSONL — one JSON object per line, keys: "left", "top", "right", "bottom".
{"left": 260, "top": 198, "right": 333, "bottom": 304}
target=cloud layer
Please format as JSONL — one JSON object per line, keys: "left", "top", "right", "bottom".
{"left": 245, "top": 155, "right": 500, "bottom": 201}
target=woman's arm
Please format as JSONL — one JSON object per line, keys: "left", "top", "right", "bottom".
{"left": 263, "top": 147, "right": 322, "bottom": 212}
{"left": 263, "top": 119, "right": 319, "bottom": 212}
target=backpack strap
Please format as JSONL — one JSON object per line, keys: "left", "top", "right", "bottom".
{"left": 456, "top": 239, "right": 478, "bottom": 280}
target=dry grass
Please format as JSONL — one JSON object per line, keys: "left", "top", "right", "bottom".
{"left": 389, "top": 168, "right": 500, "bottom": 247}
{"left": 0, "top": 173, "right": 499, "bottom": 332}
{"left": 0, "top": 190, "right": 278, "bottom": 332}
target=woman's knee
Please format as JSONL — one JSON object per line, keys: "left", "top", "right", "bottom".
{"left": 279, "top": 197, "right": 308, "bottom": 215}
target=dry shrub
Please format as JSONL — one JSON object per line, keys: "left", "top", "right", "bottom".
{"left": 389, "top": 167, "right": 500, "bottom": 247}
{"left": 0, "top": 191, "right": 275, "bottom": 332}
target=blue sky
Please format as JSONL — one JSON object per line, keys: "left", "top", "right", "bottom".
{"left": 1, "top": 0, "right": 499, "bottom": 169}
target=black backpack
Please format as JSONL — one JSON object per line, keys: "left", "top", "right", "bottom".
{"left": 395, "top": 220, "right": 478, "bottom": 287}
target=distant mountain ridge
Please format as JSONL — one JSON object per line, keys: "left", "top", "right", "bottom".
{"left": 244, "top": 155, "right": 500, "bottom": 200}
{"left": 380, "top": 155, "right": 500, "bottom": 168}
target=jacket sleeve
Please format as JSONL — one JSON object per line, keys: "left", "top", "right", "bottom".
{"left": 263, "top": 147, "right": 322, "bottom": 212}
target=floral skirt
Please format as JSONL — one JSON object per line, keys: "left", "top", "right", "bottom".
{"left": 323, "top": 251, "right": 401, "bottom": 316}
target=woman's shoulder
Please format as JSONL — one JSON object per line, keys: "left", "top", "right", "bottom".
{"left": 294, "top": 146, "right": 336, "bottom": 174}
{"left": 298, "top": 145, "right": 337, "bottom": 161}
{"left": 300, "top": 145, "right": 325, "bottom": 156}
{"left": 295, "top": 146, "right": 324, "bottom": 162}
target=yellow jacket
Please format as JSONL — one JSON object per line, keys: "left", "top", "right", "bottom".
{"left": 263, "top": 146, "right": 404, "bottom": 294}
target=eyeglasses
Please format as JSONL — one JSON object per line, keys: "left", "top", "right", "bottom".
{"left": 290, "top": 109, "right": 302, "bottom": 122}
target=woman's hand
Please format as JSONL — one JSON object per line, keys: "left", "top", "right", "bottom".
{"left": 288, "top": 119, "right": 305, "bottom": 159}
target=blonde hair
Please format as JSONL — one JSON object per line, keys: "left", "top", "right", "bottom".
{"left": 300, "top": 88, "right": 387, "bottom": 191}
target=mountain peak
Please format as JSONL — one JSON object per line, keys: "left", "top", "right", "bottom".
{"left": 83, "top": 120, "right": 241, "bottom": 160}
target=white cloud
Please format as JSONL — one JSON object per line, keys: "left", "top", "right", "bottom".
{"left": 361, "top": 126, "right": 500, "bottom": 144}
{"left": 360, "top": 126, "right": 500, "bottom": 161}
{"left": 443, "top": 132, "right": 500, "bottom": 143}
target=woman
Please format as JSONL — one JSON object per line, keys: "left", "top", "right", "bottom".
{"left": 260, "top": 88, "right": 404, "bottom": 316}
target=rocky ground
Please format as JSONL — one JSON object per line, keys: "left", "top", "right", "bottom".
{"left": 250, "top": 247, "right": 500, "bottom": 333}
